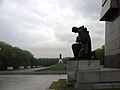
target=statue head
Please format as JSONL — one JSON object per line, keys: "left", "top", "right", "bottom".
{"left": 72, "top": 27, "right": 79, "bottom": 33}
{"left": 72, "top": 26, "right": 89, "bottom": 34}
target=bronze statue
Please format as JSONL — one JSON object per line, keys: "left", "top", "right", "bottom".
{"left": 71, "top": 26, "right": 92, "bottom": 59}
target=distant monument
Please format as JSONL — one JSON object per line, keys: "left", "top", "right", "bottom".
{"left": 58, "top": 54, "right": 63, "bottom": 63}
{"left": 71, "top": 26, "right": 92, "bottom": 60}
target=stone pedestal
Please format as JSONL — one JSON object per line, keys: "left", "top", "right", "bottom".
{"left": 67, "top": 60, "right": 120, "bottom": 89}
{"left": 19, "top": 66, "right": 24, "bottom": 69}
{"left": 27, "top": 66, "right": 31, "bottom": 68}
{"left": 7, "top": 66, "right": 13, "bottom": 71}
{"left": 67, "top": 60, "right": 100, "bottom": 85}
{"left": 32, "top": 66, "right": 36, "bottom": 68}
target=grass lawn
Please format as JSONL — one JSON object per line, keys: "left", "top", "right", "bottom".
{"left": 99, "top": 88, "right": 120, "bottom": 90}
{"left": 49, "top": 79, "right": 74, "bottom": 90}
{"left": 49, "top": 79, "right": 120, "bottom": 90}
{"left": 48, "top": 63, "right": 67, "bottom": 71}
{"left": 36, "top": 63, "right": 67, "bottom": 71}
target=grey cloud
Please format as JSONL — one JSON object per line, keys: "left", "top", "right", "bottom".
{"left": 26, "top": 45, "right": 72, "bottom": 58}
{"left": 72, "top": 0, "right": 102, "bottom": 20}
{"left": 0, "top": 0, "right": 104, "bottom": 57}
{"left": 91, "top": 36, "right": 104, "bottom": 50}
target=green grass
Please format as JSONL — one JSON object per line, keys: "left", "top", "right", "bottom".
{"left": 98, "top": 88, "right": 120, "bottom": 90}
{"left": 49, "top": 79, "right": 120, "bottom": 90}
{"left": 36, "top": 63, "right": 67, "bottom": 71}
{"left": 49, "top": 63, "right": 67, "bottom": 71}
{"left": 49, "top": 79, "right": 74, "bottom": 90}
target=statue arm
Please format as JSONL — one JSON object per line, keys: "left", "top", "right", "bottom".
{"left": 79, "top": 33, "right": 87, "bottom": 43}
{"left": 76, "top": 36, "right": 81, "bottom": 43}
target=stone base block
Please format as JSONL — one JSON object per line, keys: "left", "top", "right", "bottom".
{"left": 32, "top": 66, "right": 36, "bottom": 68}
{"left": 90, "top": 60, "right": 101, "bottom": 70}
{"left": 75, "top": 69, "right": 120, "bottom": 89}
{"left": 27, "top": 66, "right": 31, "bottom": 68}
{"left": 78, "top": 60, "right": 89, "bottom": 70}
{"left": 67, "top": 61, "right": 78, "bottom": 71}
{"left": 77, "top": 70, "right": 120, "bottom": 83}
{"left": 100, "top": 70, "right": 120, "bottom": 82}
{"left": 93, "top": 83, "right": 112, "bottom": 89}
{"left": 67, "top": 60, "right": 120, "bottom": 89}
{"left": 77, "top": 71, "right": 100, "bottom": 83}
{"left": 75, "top": 82, "right": 120, "bottom": 90}
{"left": 67, "top": 60, "right": 100, "bottom": 85}
{"left": 19, "top": 66, "right": 24, "bottom": 69}
{"left": 37, "top": 65, "right": 40, "bottom": 68}
{"left": 67, "top": 60, "right": 101, "bottom": 71}
{"left": 67, "top": 70, "right": 77, "bottom": 85}
{"left": 75, "top": 83, "right": 93, "bottom": 90}
{"left": 7, "top": 66, "right": 13, "bottom": 71}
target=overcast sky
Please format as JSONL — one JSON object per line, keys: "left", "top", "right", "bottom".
{"left": 0, "top": 0, "right": 104, "bottom": 58}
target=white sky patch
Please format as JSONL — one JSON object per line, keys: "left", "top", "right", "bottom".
{"left": 0, "top": 0, "right": 105, "bottom": 58}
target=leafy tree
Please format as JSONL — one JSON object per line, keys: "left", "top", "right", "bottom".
{"left": 0, "top": 41, "right": 35, "bottom": 70}
{"left": 37, "top": 58, "right": 59, "bottom": 67}
{"left": 94, "top": 45, "right": 105, "bottom": 65}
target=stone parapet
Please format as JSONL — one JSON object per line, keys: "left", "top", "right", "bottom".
{"left": 77, "top": 70, "right": 120, "bottom": 83}
{"left": 7, "top": 66, "right": 13, "bottom": 71}
{"left": 67, "top": 60, "right": 100, "bottom": 85}
{"left": 67, "top": 60, "right": 120, "bottom": 89}
{"left": 67, "top": 60, "right": 101, "bottom": 71}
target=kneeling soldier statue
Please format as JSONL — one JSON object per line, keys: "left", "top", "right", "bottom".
{"left": 71, "top": 26, "right": 92, "bottom": 60}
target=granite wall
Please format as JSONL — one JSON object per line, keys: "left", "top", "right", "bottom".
{"left": 105, "top": 15, "right": 120, "bottom": 68}
{"left": 100, "top": 0, "right": 120, "bottom": 68}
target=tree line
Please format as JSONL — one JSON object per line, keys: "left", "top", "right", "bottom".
{"left": 0, "top": 41, "right": 105, "bottom": 70}
{"left": 0, "top": 41, "right": 60, "bottom": 70}
{"left": 0, "top": 41, "right": 35, "bottom": 70}
{"left": 94, "top": 45, "right": 105, "bottom": 65}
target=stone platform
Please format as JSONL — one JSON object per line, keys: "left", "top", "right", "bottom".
{"left": 67, "top": 60, "right": 120, "bottom": 90}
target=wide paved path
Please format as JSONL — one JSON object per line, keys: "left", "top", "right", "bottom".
{"left": 0, "top": 67, "right": 48, "bottom": 73}
{"left": 0, "top": 75, "right": 66, "bottom": 90}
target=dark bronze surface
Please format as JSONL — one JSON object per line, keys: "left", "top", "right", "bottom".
{"left": 71, "top": 26, "right": 92, "bottom": 60}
